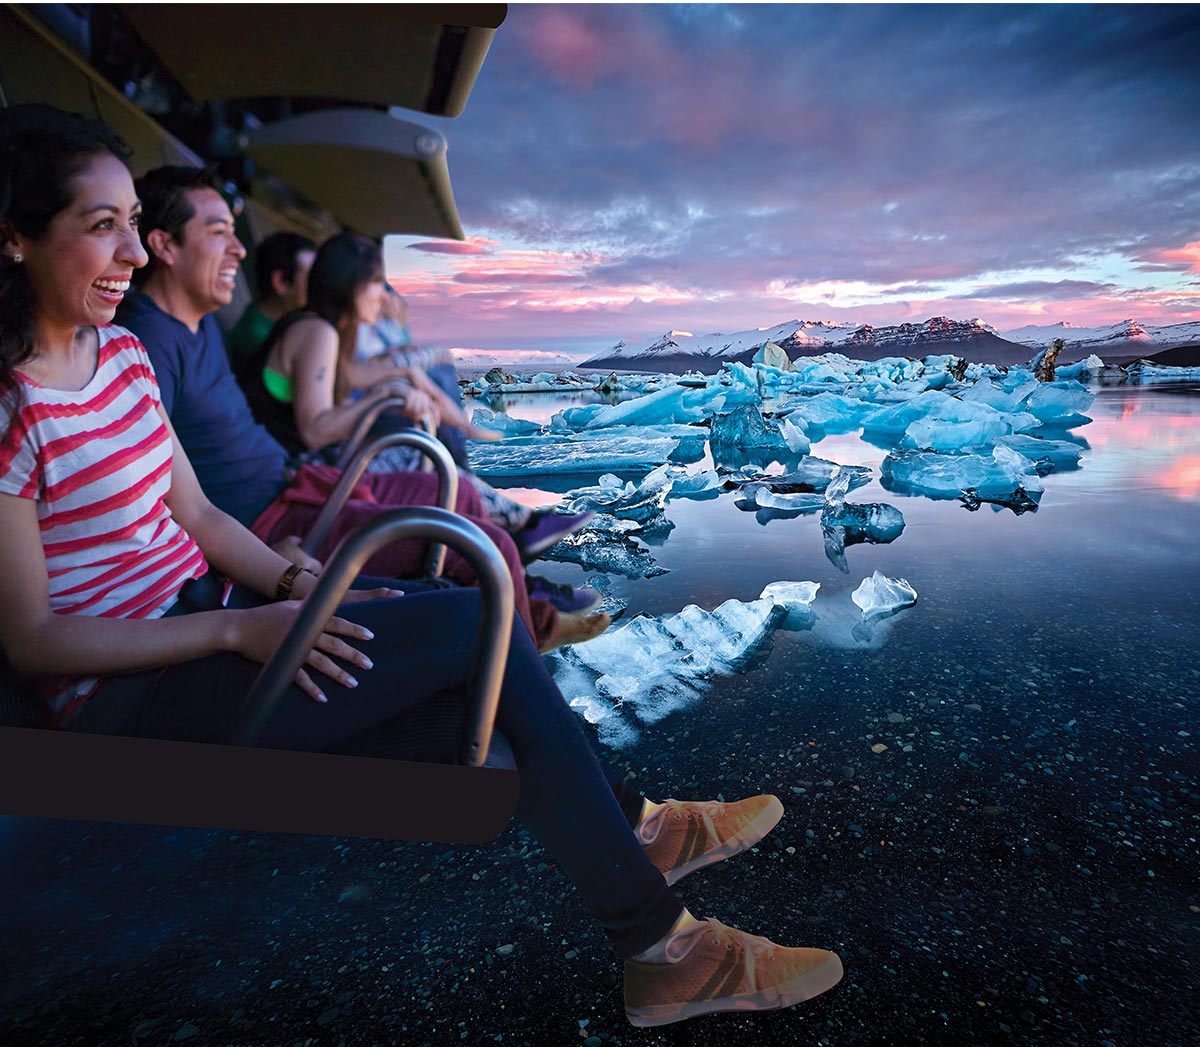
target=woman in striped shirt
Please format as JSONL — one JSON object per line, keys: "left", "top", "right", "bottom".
{"left": 0, "top": 104, "right": 841, "bottom": 1028}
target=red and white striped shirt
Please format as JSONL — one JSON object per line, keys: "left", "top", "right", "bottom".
{"left": 0, "top": 325, "right": 207, "bottom": 721}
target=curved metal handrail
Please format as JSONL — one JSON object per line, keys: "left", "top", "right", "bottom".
{"left": 335, "top": 395, "right": 408, "bottom": 472}
{"left": 301, "top": 429, "right": 458, "bottom": 579}
{"left": 237, "top": 508, "right": 514, "bottom": 768}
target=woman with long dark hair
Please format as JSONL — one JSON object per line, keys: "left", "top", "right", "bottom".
{"left": 0, "top": 103, "right": 842, "bottom": 1029}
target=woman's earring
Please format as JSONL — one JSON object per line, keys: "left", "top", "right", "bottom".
{"left": 11, "top": 253, "right": 21, "bottom": 263}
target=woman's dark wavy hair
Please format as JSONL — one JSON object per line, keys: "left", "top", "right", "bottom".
{"left": 306, "top": 232, "right": 384, "bottom": 330}
{"left": 0, "top": 104, "right": 131, "bottom": 390}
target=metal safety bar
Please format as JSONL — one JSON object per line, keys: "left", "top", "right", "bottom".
{"left": 301, "top": 429, "right": 458, "bottom": 579}
{"left": 336, "top": 395, "right": 408, "bottom": 472}
{"left": 236, "top": 508, "right": 514, "bottom": 768}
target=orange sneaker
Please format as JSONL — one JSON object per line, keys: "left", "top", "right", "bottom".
{"left": 639, "top": 795, "right": 783, "bottom": 886}
{"left": 624, "top": 918, "right": 843, "bottom": 1027}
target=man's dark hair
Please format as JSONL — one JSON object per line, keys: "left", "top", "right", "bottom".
{"left": 255, "top": 231, "right": 316, "bottom": 302}
{"left": 132, "top": 165, "right": 221, "bottom": 283}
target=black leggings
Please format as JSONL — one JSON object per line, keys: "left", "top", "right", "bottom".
{"left": 68, "top": 587, "right": 683, "bottom": 958}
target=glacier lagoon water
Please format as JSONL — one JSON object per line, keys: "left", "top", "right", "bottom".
{"left": 2, "top": 380, "right": 1197, "bottom": 1047}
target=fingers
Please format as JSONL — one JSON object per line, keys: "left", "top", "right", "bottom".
{"left": 305, "top": 648, "right": 360, "bottom": 692}
{"left": 294, "top": 668, "right": 328, "bottom": 704}
{"left": 313, "top": 630, "right": 374, "bottom": 673}
{"left": 322, "top": 615, "right": 376, "bottom": 641}
{"left": 338, "top": 586, "right": 405, "bottom": 605}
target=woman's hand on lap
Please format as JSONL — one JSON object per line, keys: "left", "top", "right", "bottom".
{"left": 230, "top": 601, "right": 376, "bottom": 703}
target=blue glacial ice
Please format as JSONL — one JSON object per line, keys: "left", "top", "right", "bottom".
{"left": 820, "top": 468, "right": 906, "bottom": 571}
{"left": 775, "top": 392, "right": 880, "bottom": 436}
{"left": 468, "top": 431, "right": 680, "bottom": 477}
{"left": 1020, "top": 382, "right": 1095, "bottom": 426}
{"left": 862, "top": 391, "right": 1040, "bottom": 450}
{"left": 881, "top": 444, "right": 1045, "bottom": 501}
{"left": 852, "top": 570, "right": 918, "bottom": 618}
{"left": 562, "top": 464, "right": 723, "bottom": 515}
{"left": 759, "top": 580, "right": 820, "bottom": 613}
{"left": 547, "top": 596, "right": 785, "bottom": 747}
{"left": 734, "top": 484, "right": 827, "bottom": 512}
{"left": 562, "top": 465, "right": 674, "bottom": 521}
{"left": 538, "top": 515, "right": 669, "bottom": 579}
{"left": 468, "top": 406, "right": 543, "bottom": 436}
{"left": 710, "top": 403, "right": 793, "bottom": 460}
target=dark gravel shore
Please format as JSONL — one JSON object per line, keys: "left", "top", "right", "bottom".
{"left": 3, "top": 611, "right": 1197, "bottom": 1047}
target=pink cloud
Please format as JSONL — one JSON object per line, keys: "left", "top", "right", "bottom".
{"left": 405, "top": 237, "right": 498, "bottom": 256}
{"left": 1137, "top": 240, "right": 1200, "bottom": 273}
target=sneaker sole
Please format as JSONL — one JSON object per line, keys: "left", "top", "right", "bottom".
{"left": 626, "top": 951, "right": 844, "bottom": 1028}
{"left": 663, "top": 795, "right": 784, "bottom": 887}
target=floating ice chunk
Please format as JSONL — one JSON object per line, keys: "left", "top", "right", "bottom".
{"left": 753, "top": 341, "right": 792, "bottom": 370}
{"left": 852, "top": 571, "right": 917, "bottom": 618}
{"left": 881, "top": 445, "right": 1045, "bottom": 500}
{"left": 735, "top": 484, "right": 827, "bottom": 512}
{"left": 469, "top": 407, "right": 543, "bottom": 436}
{"left": 959, "top": 487, "right": 1040, "bottom": 514}
{"left": 668, "top": 467, "right": 722, "bottom": 499}
{"left": 995, "top": 434, "right": 1084, "bottom": 472}
{"left": 1053, "top": 354, "right": 1106, "bottom": 380}
{"left": 563, "top": 464, "right": 673, "bottom": 521}
{"left": 548, "top": 597, "right": 784, "bottom": 746}
{"left": 820, "top": 470, "right": 906, "bottom": 570}
{"left": 582, "top": 385, "right": 696, "bottom": 429}
{"left": 779, "top": 416, "right": 811, "bottom": 454}
{"left": 759, "top": 581, "right": 820, "bottom": 612}
{"left": 959, "top": 377, "right": 1040, "bottom": 414}
{"left": 728, "top": 457, "right": 872, "bottom": 495}
{"left": 1019, "top": 382, "right": 1094, "bottom": 426}
{"left": 469, "top": 432, "right": 679, "bottom": 478}
{"left": 710, "top": 403, "right": 791, "bottom": 456}
{"left": 864, "top": 391, "right": 1039, "bottom": 449}
{"left": 539, "top": 517, "right": 668, "bottom": 578}
{"left": 777, "top": 392, "right": 877, "bottom": 435}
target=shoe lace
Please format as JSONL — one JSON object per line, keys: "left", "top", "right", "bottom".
{"left": 705, "top": 919, "right": 778, "bottom": 989}
{"left": 664, "top": 799, "right": 727, "bottom": 848}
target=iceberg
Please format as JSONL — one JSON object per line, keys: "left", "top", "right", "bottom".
{"left": 880, "top": 444, "right": 1045, "bottom": 501}
{"left": 562, "top": 465, "right": 674, "bottom": 521}
{"left": 863, "top": 391, "right": 1040, "bottom": 450}
{"left": 776, "top": 392, "right": 878, "bottom": 436}
{"left": 726, "top": 457, "right": 872, "bottom": 495}
{"left": 818, "top": 467, "right": 905, "bottom": 571}
{"left": 779, "top": 416, "right": 811, "bottom": 455}
{"left": 735, "top": 484, "right": 827, "bottom": 512}
{"left": 667, "top": 467, "right": 723, "bottom": 500}
{"left": 959, "top": 486, "right": 1040, "bottom": 514}
{"left": 710, "top": 403, "right": 791, "bottom": 454}
{"left": 539, "top": 517, "right": 668, "bottom": 579}
{"left": 759, "top": 580, "right": 820, "bottom": 613}
{"left": 548, "top": 596, "right": 785, "bottom": 747}
{"left": 468, "top": 432, "right": 680, "bottom": 478}
{"left": 995, "top": 434, "right": 1084, "bottom": 472}
{"left": 852, "top": 571, "right": 917, "bottom": 618}
{"left": 753, "top": 341, "right": 792, "bottom": 370}
{"left": 582, "top": 385, "right": 697, "bottom": 429}
{"left": 468, "top": 406, "right": 543, "bottom": 436}
{"left": 1020, "top": 382, "right": 1094, "bottom": 426}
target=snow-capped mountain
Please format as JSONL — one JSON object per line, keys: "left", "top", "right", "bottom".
{"left": 584, "top": 317, "right": 1028, "bottom": 372}
{"left": 999, "top": 320, "right": 1200, "bottom": 358}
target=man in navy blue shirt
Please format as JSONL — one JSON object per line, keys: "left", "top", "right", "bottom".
{"left": 116, "top": 167, "right": 607, "bottom": 651}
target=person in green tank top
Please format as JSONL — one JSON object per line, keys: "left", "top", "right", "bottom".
{"left": 227, "top": 232, "right": 316, "bottom": 376}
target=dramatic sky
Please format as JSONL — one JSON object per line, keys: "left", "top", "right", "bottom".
{"left": 383, "top": 4, "right": 1200, "bottom": 358}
